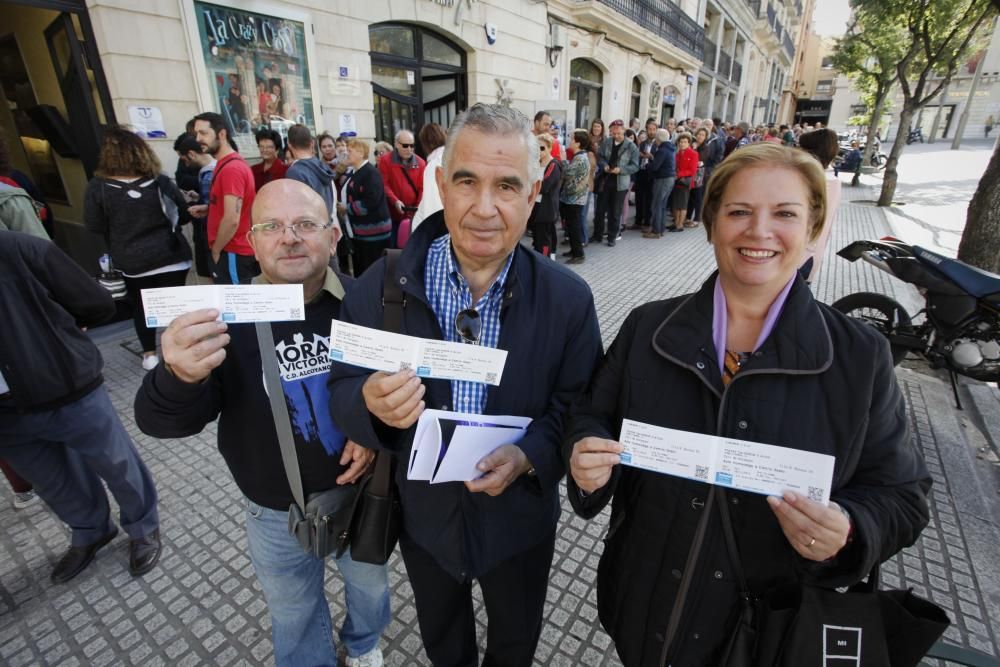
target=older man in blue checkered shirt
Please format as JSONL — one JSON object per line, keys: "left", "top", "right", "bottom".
{"left": 330, "top": 104, "right": 603, "bottom": 666}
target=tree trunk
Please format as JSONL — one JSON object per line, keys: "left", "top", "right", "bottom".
{"left": 958, "top": 138, "right": 1000, "bottom": 273}
{"left": 878, "top": 105, "right": 915, "bottom": 206}
{"left": 863, "top": 92, "right": 887, "bottom": 166}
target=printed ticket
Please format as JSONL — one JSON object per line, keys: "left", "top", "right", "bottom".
{"left": 618, "top": 419, "right": 835, "bottom": 504}
{"left": 329, "top": 320, "right": 508, "bottom": 385}
{"left": 142, "top": 285, "right": 305, "bottom": 327}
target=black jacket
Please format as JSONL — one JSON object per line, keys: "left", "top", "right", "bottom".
{"left": 134, "top": 272, "right": 355, "bottom": 509}
{"left": 0, "top": 232, "right": 115, "bottom": 412}
{"left": 528, "top": 159, "right": 562, "bottom": 225}
{"left": 327, "top": 212, "right": 603, "bottom": 580}
{"left": 83, "top": 174, "right": 191, "bottom": 275}
{"left": 565, "top": 274, "right": 931, "bottom": 667}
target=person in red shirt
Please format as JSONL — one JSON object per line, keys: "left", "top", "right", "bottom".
{"left": 670, "top": 132, "right": 699, "bottom": 232}
{"left": 250, "top": 129, "right": 287, "bottom": 191}
{"left": 377, "top": 129, "right": 425, "bottom": 246}
{"left": 533, "top": 111, "right": 563, "bottom": 160}
{"left": 190, "top": 112, "right": 258, "bottom": 284}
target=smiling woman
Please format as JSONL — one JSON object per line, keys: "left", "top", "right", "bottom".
{"left": 565, "top": 142, "right": 932, "bottom": 665}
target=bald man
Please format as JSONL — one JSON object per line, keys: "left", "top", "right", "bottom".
{"left": 135, "top": 180, "right": 390, "bottom": 667}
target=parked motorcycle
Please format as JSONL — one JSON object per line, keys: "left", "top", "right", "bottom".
{"left": 834, "top": 141, "right": 887, "bottom": 172}
{"left": 832, "top": 238, "right": 1000, "bottom": 401}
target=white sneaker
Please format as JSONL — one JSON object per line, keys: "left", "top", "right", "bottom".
{"left": 142, "top": 355, "right": 160, "bottom": 371}
{"left": 13, "top": 491, "right": 39, "bottom": 509}
{"left": 345, "top": 647, "right": 383, "bottom": 667}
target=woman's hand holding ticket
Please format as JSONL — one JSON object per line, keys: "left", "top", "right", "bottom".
{"left": 570, "top": 437, "right": 623, "bottom": 494}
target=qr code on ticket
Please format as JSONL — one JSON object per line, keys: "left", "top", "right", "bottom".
{"left": 289, "top": 308, "right": 301, "bottom": 319}
{"left": 807, "top": 486, "right": 824, "bottom": 502}
{"left": 484, "top": 372, "right": 497, "bottom": 384}
{"left": 695, "top": 465, "right": 709, "bottom": 481}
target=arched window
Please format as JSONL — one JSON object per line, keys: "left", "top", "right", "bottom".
{"left": 631, "top": 77, "right": 642, "bottom": 121}
{"left": 369, "top": 23, "right": 467, "bottom": 144}
{"left": 570, "top": 58, "right": 603, "bottom": 130}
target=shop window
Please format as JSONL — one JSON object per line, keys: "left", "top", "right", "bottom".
{"left": 631, "top": 77, "right": 642, "bottom": 122}
{"left": 570, "top": 59, "right": 603, "bottom": 131}
{"left": 369, "top": 23, "right": 467, "bottom": 144}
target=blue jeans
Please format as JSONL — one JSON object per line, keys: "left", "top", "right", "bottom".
{"left": 0, "top": 385, "right": 159, "bottom": 546}
{"left": 245, "top": 498, "right": 391, "bottom": 666}
{"left": 650, "top": 177, "right": 675, "bottom": 235}
{"left": 581, "top": 192, "right": 593, "bottom": 244}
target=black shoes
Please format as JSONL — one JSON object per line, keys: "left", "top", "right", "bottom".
{"left": 561, "top": 250, "right": 574, "bottom": 257}
{"left": 566, "top": 256, "right": 585, "bottom": 265}
{"left": 129, "top": 529, "right": 162, "bottom": 576}
{"left": 51, "top": 529, "right": 118, "bottom": 584}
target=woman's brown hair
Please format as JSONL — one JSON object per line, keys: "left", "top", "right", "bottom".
{"left": 96, "top": 126, "right": 161, "bottom": 179}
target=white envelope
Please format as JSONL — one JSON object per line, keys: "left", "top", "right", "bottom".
{"left": 408, "top": 409, "right": 532, "bottom": 483}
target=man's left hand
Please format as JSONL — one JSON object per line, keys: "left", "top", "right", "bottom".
{"left": 767, "top": 492, "right": 851, "bottom": 562}
{"left": 337, "top": 439, "right": 375, "bottom": 485}
{"left": 465, "top": 444, "right": 532, "bottom": 497}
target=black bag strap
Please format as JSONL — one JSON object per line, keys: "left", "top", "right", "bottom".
{"left": 399, "top": 163, "right": 420, "bottom": 200}
{"left": 365, "top": 248, "right": 406, "bottom": 495}
{"left": 718, "top": 487, "right": 751, "bottom": 598}
{"left": 255, "top": 322, "right": 307, "bottom": 513}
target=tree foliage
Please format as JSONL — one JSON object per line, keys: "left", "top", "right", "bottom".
{"left": 847, "top": 0, "right": 997, "bottom": 206}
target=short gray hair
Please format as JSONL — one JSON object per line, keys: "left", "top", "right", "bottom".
{"left": 394, "top": 129, "right": 413, "bottom": 142}
{"left": 654, "top": 128, "right": 670, "bottom": 143}
{"left": 442, "top": 104, "right": 543, "bottom": 184}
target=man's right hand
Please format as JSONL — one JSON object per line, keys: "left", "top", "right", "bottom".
{"left": 569, "top": 437, "right": 623, "bottom": 494}
{"left": 161, "top": 309, "right": 230, "bottom": 384}
{"left": 188, "top": 204, "right": 208, "bottom": 218}
{"left": 362, "top": 369, "right": 425, "bottom": 429}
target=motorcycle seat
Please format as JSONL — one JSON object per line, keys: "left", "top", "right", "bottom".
{"left": 914, "top": 246, "right": 1000, "bottom": 298}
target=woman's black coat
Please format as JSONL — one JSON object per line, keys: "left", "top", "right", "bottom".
{"left": 564, "top": 274, "right": 931, "bottom": 667}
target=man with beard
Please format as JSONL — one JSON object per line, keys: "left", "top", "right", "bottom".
{"left": 191, "top": 112, "right": 258, "bottom": 284}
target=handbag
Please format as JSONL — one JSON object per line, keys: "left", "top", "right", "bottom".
{"left": 756, "top": 563, "right": 950, "bottom": 667}
{"left": 255, "top": 322, "right": 360, "bottom": 559}
{"left": 343, "top": 249, "right": 405, "bottom": 564}
{"left": 717, "top": 488, "right": 759, "bottom": 667}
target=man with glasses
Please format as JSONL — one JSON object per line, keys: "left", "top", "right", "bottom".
{"left": 329, "top": 103, "right": 602, "bottom": 666}
{"left": 135, "top": 179, "right": 390, "bottom": 667}
{"left": 377, "top": 129, "right": 425, "bottom": 247}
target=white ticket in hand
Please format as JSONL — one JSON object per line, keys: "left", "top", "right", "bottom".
{"left": 329, "top": 320, "right": 507, "bottom": 385}
{"left": 142, "top": 285, "right": 305, "bottom": 327}
{"left": 618, "top": 419, "right": 835, "bottom": 505}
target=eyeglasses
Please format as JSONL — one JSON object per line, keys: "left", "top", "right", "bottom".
{"left": 455, "top": 308, "right": 482, "bottom": 345}
{"left": 250, "top": 220, "right": 330, "bottom": 237}
{"left": 398, "top": 143, "right": 414, "bottom": 149}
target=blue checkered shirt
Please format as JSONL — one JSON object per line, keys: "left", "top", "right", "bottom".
{"left": 424, "top": 234, "right": 513, "bottom": 415}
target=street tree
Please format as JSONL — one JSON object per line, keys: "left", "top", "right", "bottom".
{"left": 958, "top": 0, "right": 1000, "bottom": 273}
{"left": 831, "top": 9, "right": 904, "bottom": 167}
{"left": 848, "top": 0, "right": 996, "bottom": 207}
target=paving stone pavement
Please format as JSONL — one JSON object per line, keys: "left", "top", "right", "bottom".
{"left": 1, "top": 179, "right": 998, "bottom": 666}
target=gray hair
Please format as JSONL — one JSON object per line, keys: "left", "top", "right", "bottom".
{"left": 654, "top": 128, "right": 671, "bottom": 143}
{"left": 394, "top": 129, "right": 413, "bottom": 142}
{"left": 442, "top": 103, "right": 543, "bottom": 184}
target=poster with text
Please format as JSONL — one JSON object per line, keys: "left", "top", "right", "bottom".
{"left": 193, "top": 1, "right": 315, "bottom": 155}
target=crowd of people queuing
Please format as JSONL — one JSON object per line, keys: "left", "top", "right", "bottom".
{"left": 0, "top": 103, "right": 931, "bottom": 667}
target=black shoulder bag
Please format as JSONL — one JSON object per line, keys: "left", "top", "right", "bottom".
{"left": 256, "top": 322, "right": 359, "bottom": 559}
{"left": 344, "top": 250, "right": 405, "bottom": 564}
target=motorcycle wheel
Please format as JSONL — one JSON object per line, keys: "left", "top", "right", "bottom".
{"left": 831, "top": 292, "right": 912, "bottom": 366}
{"left": 871, "top": 153, "right": 887, "bottom": 170}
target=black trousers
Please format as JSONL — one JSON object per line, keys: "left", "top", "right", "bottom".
{"left": 593, "top": 188, "right": 627, "bottom": 242}
{"left": 634, "top": 174, "right": 653, "bottom": 228}
{"left": 400, "top": 532, "right": 556, "bottom": 667}
{"left": 212, "top": 251, "right": 259, "bottom": 285}
{"left": 124, "top": 269, "right": 189, "bottom": 352}
{"left": 530, "top": 218, "right": 558, "bottom": 257}
{"left": 560, "top": 202, "right": 584, "bottom": 258}
{"left": 352, "top": 238, "right": 389, "bottom": 277}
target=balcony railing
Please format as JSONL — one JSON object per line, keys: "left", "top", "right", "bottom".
{"left": 733, "top": 60, "right": 743, "bottom": 84}
{"left": 594, "top": 0, "right": 705, "bottom": 59}
{"left": 719, "top": 51, "right": 733, "bottom": 79}
{"left": 782, "top": 32, "right": 795, "bottom": 59}
{"left": 704, "top": 37, "right": 717, "bottom": 70}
